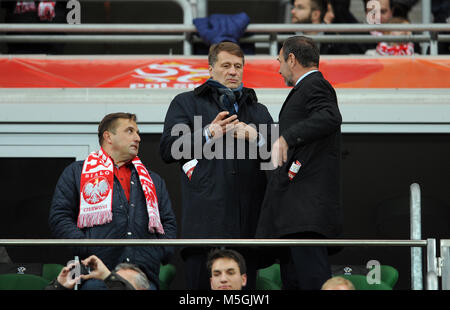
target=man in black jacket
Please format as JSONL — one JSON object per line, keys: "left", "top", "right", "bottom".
{"left": 49, "top": 112, "right": 177, "bottom": 290}
{"left": 160, "top": 42, "right": 273, "bottom": 290}
{"left": 256, "top": 36, "right": 342, "bottom": 290}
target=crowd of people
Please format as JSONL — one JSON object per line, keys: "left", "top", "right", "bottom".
{"left": 289, "top": 0, "right": 449, "bottom": 55}
{"left": 44, "top": 36, "right": 344, "bottom": 290}
{"left": 0, "top": 0, "right": 449, "bottom": 55}
{"left": 1, "top": 0, "right": 447, "bottom": 291}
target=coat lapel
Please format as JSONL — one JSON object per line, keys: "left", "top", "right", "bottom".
{"left": 278, "top": 81, "right": 301, "bottom": 118}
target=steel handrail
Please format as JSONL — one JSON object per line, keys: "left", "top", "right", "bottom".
{"left": 1, "top": 23, "right": 449, "bottom": 33}
{"left": 0, "top": 34, "right": 438, "bottom": 44}
{"left": 0, "top": 238, "right": 428, "bottom": 247}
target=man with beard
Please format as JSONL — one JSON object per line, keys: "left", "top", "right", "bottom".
{"left": 290, "top": 0, "right": 327, "bottom": 35}
{"left": 256, "top": 36, "right": 342, "bottom": 290}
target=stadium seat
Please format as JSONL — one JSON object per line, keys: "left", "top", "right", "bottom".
{"left": 42, "top": 264, "right": 64, "bottom": 283}
{"left": 255, "top": 263, "right": 398, "bottom": 290}
{"left": 380, "top": 265, "right": 399, "bottom": 288}
{"left": 159, "top": 263, "right": 176, "bottom": 290}
{"left": 341, "top": 274, "right": 393, "bottom": 290}
{"left": 256, "top": 263, "right": 282, "bottom": 290}
{"left": 0, "top": 274, "right": 49, "bottom": 290}
{"left": 338, "top": 265, "right": 398, "bottom": 290}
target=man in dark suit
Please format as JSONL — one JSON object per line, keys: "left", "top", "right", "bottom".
{"left": 256, "top": 36, "right": 342, "bottom": 290}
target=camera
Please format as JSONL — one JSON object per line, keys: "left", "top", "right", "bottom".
{"left": 79, "top": 262, "right": 91, "bottom": 276}
{"left": 71, "top": 256, "right": 91, "bottom": 277}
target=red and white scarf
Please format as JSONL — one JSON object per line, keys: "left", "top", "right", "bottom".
{"left": 376, "top": 42, "right": 414, "bottom": 56}
{"left": 78, "top": 148, "right": 164, "bottom": 234}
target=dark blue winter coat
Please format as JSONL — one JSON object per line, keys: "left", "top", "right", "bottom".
{"left": 159, "top": 82, "right": 273, "bottom": 240}
{"left": 49, "top": 160, "right": 177, "bottom": 288}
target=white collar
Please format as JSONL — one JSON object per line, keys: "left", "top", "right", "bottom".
{"left": 295, "top": 69, "right": 319, "bottom": 86}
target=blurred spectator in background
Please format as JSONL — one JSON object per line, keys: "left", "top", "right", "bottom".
{"left": 321, "top": 0, "right": 370, "bottom": 54}
{"left": 363, "top": 0, "right": 419, "bottom": 26}
{"left": 363, "top": 0, "right": 419, "bottom": 53}
{"left": 290, "top": 0, "right": 327, "bottom": 35}
{"left": 323, "top": 0, "right": 334, "bottom": 24}
{"left": 364, "top": 0, "right": 393, "bottom": 24}
{"left": 373, "top": 16, "right": 414, "bottom": 55}
{"left": 1, "top": 1, "right": 68, "bottom": 54}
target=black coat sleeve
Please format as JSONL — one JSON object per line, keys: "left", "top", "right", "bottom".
{"left": 254, "top": 103, "right": 275, "bottom": 161}
{"left": 282, "top": 79, "right": 342, "bottom": 148}
{"left": 159, "top": 94, "right": 208, "bottom": 164}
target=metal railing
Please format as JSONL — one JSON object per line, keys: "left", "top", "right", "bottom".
{"left": 440, "top": 239, "right": 450, "bottom": 290}
{"left": 0, "top": 237, "right": 438, "bottom": 289}
{"left": 427, "top": 238, "right": 439, "bottom": 290}
{"left": 0, "top": 238, "right": 428, "bottom": 247}
{"left": 1, "top": 23, "right": 449, "bottom": 56}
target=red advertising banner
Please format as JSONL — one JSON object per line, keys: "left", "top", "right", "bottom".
{"left": 0, "top": 57, "right": 449, "bottom": 88}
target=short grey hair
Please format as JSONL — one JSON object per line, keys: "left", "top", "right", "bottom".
{"left": 114, "top": 263, "right": 151, "bottom": 290}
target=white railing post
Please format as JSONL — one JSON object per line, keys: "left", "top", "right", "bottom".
{"left": 426, "top": 238, "right": 438, "bottom": 290}
{"left": 410, "top": 183, "right": 423, "bottom": 290}
{"left": 440, "top": 239, "right": 450, "bottom": 290}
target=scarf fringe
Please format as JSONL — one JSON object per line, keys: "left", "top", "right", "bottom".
{"left": 148, "top": 217, "right": 165, "bottom": 234}
{"left": 77, "top": 210, "right": 112, "bottom": 228}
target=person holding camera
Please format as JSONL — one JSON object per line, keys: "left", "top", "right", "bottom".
{"left": 46, "top": 255, "right": 150, "bottom": 290}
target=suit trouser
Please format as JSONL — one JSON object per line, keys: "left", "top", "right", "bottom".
{"left": 184, "top": 249, "right": 257, "bottom": 290}
{"left": 280, "top": 245, "right": 331, "bottom": 290}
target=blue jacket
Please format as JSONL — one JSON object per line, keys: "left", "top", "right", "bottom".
{"left": 193, "top": 12, "right": 250, "bottom": 45}
{"left": 49, "top": 160, "right": 177, "bottom": 288}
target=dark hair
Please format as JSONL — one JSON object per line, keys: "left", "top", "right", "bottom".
{"left": 282, "top": 35, "right": 320, "bottom": 68}
{"left": 329, "top": 0, "right": 359, "bottom": 24}
{"left": 363, "top": 0, "right": 393, "bottom": 9}
{"left": 206, "top": 249, "right": 247, "bottom": 276}
{"left": 98, "top": 112, "right": 137, "bottom": 146}
{"left": 208, "top": 41, "right": 245, "bottom": 66}
{"left": 291, "top": 0, "right": 328, "bottom": 22}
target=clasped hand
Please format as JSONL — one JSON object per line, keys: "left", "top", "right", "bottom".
{"left": 209, "top": 111, "right": 257, "bottom": 142}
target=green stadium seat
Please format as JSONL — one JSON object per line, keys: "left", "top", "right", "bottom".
{"left": 42, "top": 264, "right": 64, "bottom": 283}
{"left": 159, "top": 263, "right": 176, "bottom": 290}
{"left": 0, "top": 273, "right": 49, "bottom": 290}
{"left": 256, "top": 263, "right": 282, "bottom": 290}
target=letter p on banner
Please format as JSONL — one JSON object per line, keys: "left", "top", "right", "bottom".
{"left": 67, "top": 0, "right": 81, "bottom": 24}
{"left": 366, "top": 259, "right": 381, "bottom": 284}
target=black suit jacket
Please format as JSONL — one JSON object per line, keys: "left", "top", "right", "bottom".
{"left": 256, "top": 71, "right": 343, "bottom": 239}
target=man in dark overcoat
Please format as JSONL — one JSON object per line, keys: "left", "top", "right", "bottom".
{"left": 256, "top": 35, "right": 343, "bottom": 290}
{"left": 160, "top": 42, "right": 274, "bottom": 290}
